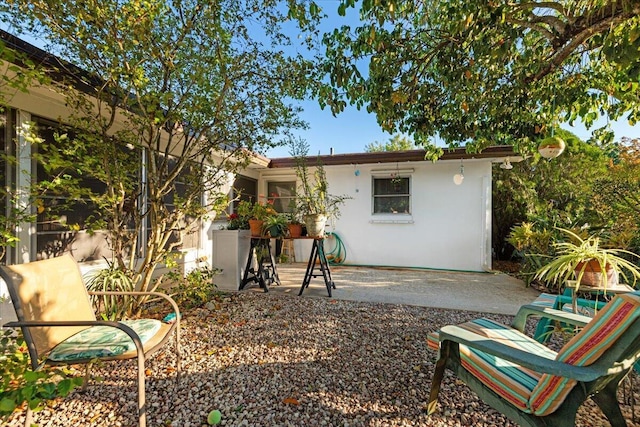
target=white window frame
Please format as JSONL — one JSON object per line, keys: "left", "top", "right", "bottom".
{"left": 371, "top": 171, "right": 412, "bottom": 216}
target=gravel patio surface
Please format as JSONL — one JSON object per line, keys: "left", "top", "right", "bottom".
{"left": 6, "top": 291, "right": 640, "bottom": 427}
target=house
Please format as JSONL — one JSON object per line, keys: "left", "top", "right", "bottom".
{"left": 0, "top": 30, "right": 519, "bottom": 322}
{"left": 217, "top": 146, "right": 520, "bottom": 277}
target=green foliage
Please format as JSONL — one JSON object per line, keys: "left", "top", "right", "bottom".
{"left": 167, "top": 265, "right": 219, "bottom": 310}
{"left": 0, "top": 330, "right": 82, "bottom": 421}
{"left": 262, "top": 214, "right": 288, "bottom": 237}
{"left": 591, "top": 137, "right": 640, "bottom": 254}
{"left": 493, "top": 130, "right": 610, "bottom": 261}
{"left": 315, "top": 1, "right": 640, "bottom": 155}
{"left": 364, "top": 134, "right": 416, "bottom": 152}
{"left": 1, "top": 0, "right": 319, "bottom": 293}
{"left": 507, "top": 223, "right": 557, "bottom": 285}
{"left": 84, "top": 263, "right": 136, "bottom": 320}
{"left": 535, "top": 228, "right": 640, "bottom": 290}
{"left": 290, "top": 138, "right": 350, "bottom": 220}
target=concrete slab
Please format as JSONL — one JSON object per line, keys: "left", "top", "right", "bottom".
{"left": 237, "top": 263, "right": 541, "bottom": 316}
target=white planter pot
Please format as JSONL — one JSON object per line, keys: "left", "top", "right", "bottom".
{"left": 304, "top": 214, "right": 327, "bottom": 238}
{"left": 212, "top": 230, "right": 251, "bottom": 291}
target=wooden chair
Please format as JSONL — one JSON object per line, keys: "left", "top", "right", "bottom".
{"left": 0, "top": 254, "right": 181, "bottom": 427}
{"left": 427, "top": 292, "right": 640, "bottom": 426}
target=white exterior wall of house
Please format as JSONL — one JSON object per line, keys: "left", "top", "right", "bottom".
{"left": 258, "top": 158, "right": 494, "bottom": 273}
{"left": 325, "top": 160, "right": 491, "bottom": 272}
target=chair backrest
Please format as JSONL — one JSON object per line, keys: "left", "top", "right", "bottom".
{"left": 0, "top": 254, "right": 96, "bottom": 356}
{"left": 529, "top": 291, "right": 640, "bottom": 415}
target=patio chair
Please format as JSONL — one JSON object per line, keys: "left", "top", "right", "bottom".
{"left": 0, "top": 254, "right": 181, "bottom": 427}
{"left": 427, "top": 291, "right": 640, "bottom": 427}
{"left": 530, "top": 291, "right": 606, "bottom": 343}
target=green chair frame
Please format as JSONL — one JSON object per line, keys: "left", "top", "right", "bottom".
{"left": 428, "top": 303, "right": 640, "bottom": 427}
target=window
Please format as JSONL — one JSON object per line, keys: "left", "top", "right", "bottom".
{"left": 33, "top": 116, "right": 114, "bottom": 261}
{"left": 267, "top": 181, "right": 296, "bottom": 213}
{"left": 229, "top": 175, "right": 257, "bottom": 214}
{"left": 372, "top": 177, "right": 411, "bottom": 214}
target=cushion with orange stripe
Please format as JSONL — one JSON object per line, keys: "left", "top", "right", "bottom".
{"left": 529, "top": 292, "right": 640, "bottom": 415}
{"left": 428, "top": 318, "right": 556, "bottom": 411}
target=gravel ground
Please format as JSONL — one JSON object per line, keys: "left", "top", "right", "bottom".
{"left": 6, "top": 292, "right": 640, "bottom": 427}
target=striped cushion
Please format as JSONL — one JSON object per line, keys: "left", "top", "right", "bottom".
{"left": 529, "top": 292, "right": 640, "bottom": 415}
{"left": 48, "top": 319, "right": 162, "bottom": 362}
{"left": 428, "top": 318, "right": 557, "bottom": 411}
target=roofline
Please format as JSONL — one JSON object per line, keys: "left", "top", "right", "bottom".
{"left": 268, "top": 146, "right": 520, "bottom": 168}
{"left": 0, "top": 29, "right": 100, "bottom": 95}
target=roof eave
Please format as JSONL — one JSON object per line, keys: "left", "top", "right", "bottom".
{"left": 268, "top": 146, "right": 521, "bottom": 168}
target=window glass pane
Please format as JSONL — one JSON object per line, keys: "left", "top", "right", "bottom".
{"left": 372, "top": 177, "right": 411, "bottom": 214}
{"left": 374, "top": 177, "right": 409, "bottom": 195}
{"left": 32, "top": 116, "right": 137, "bottom": 261}
{"left": 231, "top": 175, "right": 257, "bottom": 209}
{"left": 374, "top": 196, "right": 410, "bottom": 214}
{"left": 267, "top": 181, "right": 296, "bottom": 213}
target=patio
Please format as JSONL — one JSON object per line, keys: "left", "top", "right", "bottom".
{"left": 5, "top": 266, "right": 640, "bottom": 426}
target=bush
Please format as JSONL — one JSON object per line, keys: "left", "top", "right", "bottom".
{"left": 84, "top": 263, "right": 136, "bottom": 320}
{"left": 0, "top": 330, "right": 82, "bottom": 421}
{"left": 167, "top": 265, "right": 220, "bottom": 309}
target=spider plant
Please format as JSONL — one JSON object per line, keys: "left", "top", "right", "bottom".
{"left": 535, "top": 228, "right": 640, "bottom": 291}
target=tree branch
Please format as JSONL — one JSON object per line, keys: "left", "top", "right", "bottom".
{"left": 525, "top": 7, "right": 636, "bottom": 83}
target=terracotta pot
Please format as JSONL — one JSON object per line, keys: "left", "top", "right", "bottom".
{"left": 574, "top": 260, "right": 618, "bottom": 287}
{"left": 287, "top": 223, "right": 302, "bottom": 238}
{"left": 304, "top": 214, "right": 327, "bottom": 238}
{"left": 248, "top": 219, "right": 264, "bottom": 237}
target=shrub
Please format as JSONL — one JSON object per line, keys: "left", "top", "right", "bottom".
{"left": 0, "top": 330, "right": 82, "bottom": 421}
{"left": 167, "top": 265, "right": 220, "bottom": 309}
{"left": 85, "top": 263, "right": 136, "bottom": 320}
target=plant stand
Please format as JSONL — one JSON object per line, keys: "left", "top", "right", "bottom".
{"left": 298, "top": 237, "right": 335, "bottom": 297}
{"left": 239, "top": 237, "right": 281, "bottom": 292}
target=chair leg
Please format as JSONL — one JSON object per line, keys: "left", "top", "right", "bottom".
{"left": 23, "top": 406, "right": 33, "bottom": 427}
{"left": 137, "top": 356, "right": 147, "bottom": 427}
{"left": 592, "top": 380, "right": 626, "bottom": 427}
{"left": 427, "top": 344, "right": 451, "bottom": 415}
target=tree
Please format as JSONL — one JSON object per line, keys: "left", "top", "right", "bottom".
{"left": 493, "top": 129, "right": 609, "bottom": 260}
{"left": 591, "top": 137, "right": 640, "bottom": 252}
{"left": 1, "top": 0, "right": 318, "bottom": 294}
{"left": 364, "top": 134, "right": 415, "bottom": 152}
{"left": 317, "top": 0, "right": 640, "bottom": 159}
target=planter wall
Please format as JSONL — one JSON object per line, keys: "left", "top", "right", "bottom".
{"left": 212, "top": 229, "right": 251, "bottom": 291}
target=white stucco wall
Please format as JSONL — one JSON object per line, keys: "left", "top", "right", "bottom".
{"left": 260, "top": 159, "right": 493, "bottom": 272}
{"left": 320, "top": 160, "right": 491, "bottom": 272}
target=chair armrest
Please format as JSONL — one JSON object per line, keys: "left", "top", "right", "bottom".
{"left": 89, "top": 291, "right": 181, "bottom": 322}
{"left": 438, "top": 325, "right": 605, "bottom": 382}
{"left": 511, "top": 304, "right": 591, "bottom": 332}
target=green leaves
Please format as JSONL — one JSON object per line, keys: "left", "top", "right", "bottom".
{"left": 319, "top": 0, "right": 640, "bottom": 154}
{"left": 0, "top": 330, "right": 82, "bottom": 422}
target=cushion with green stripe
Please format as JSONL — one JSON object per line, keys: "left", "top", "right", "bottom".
{"left": 529, "top": 292, "right": 640, "bottom": 416}
{"left": 48, "top": 319, "right": 162, "bottom": 362}
{"left": 429, "top": 318, "right": 556, "bottom": 411}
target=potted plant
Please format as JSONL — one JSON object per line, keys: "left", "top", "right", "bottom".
{"left": 285, "top": 201, "right": 303, "bottom": 238}
{"left": 535, "top": 228, "right": 640, "bottom": 291}
{"left": 291, "top": 139, "right": 349, "bottom": 237}
{"left": 237, "top": 200, "right": 275, "bottom": 236}
{"left": 263, "top": 214, "right": 288, "bottom": 238}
